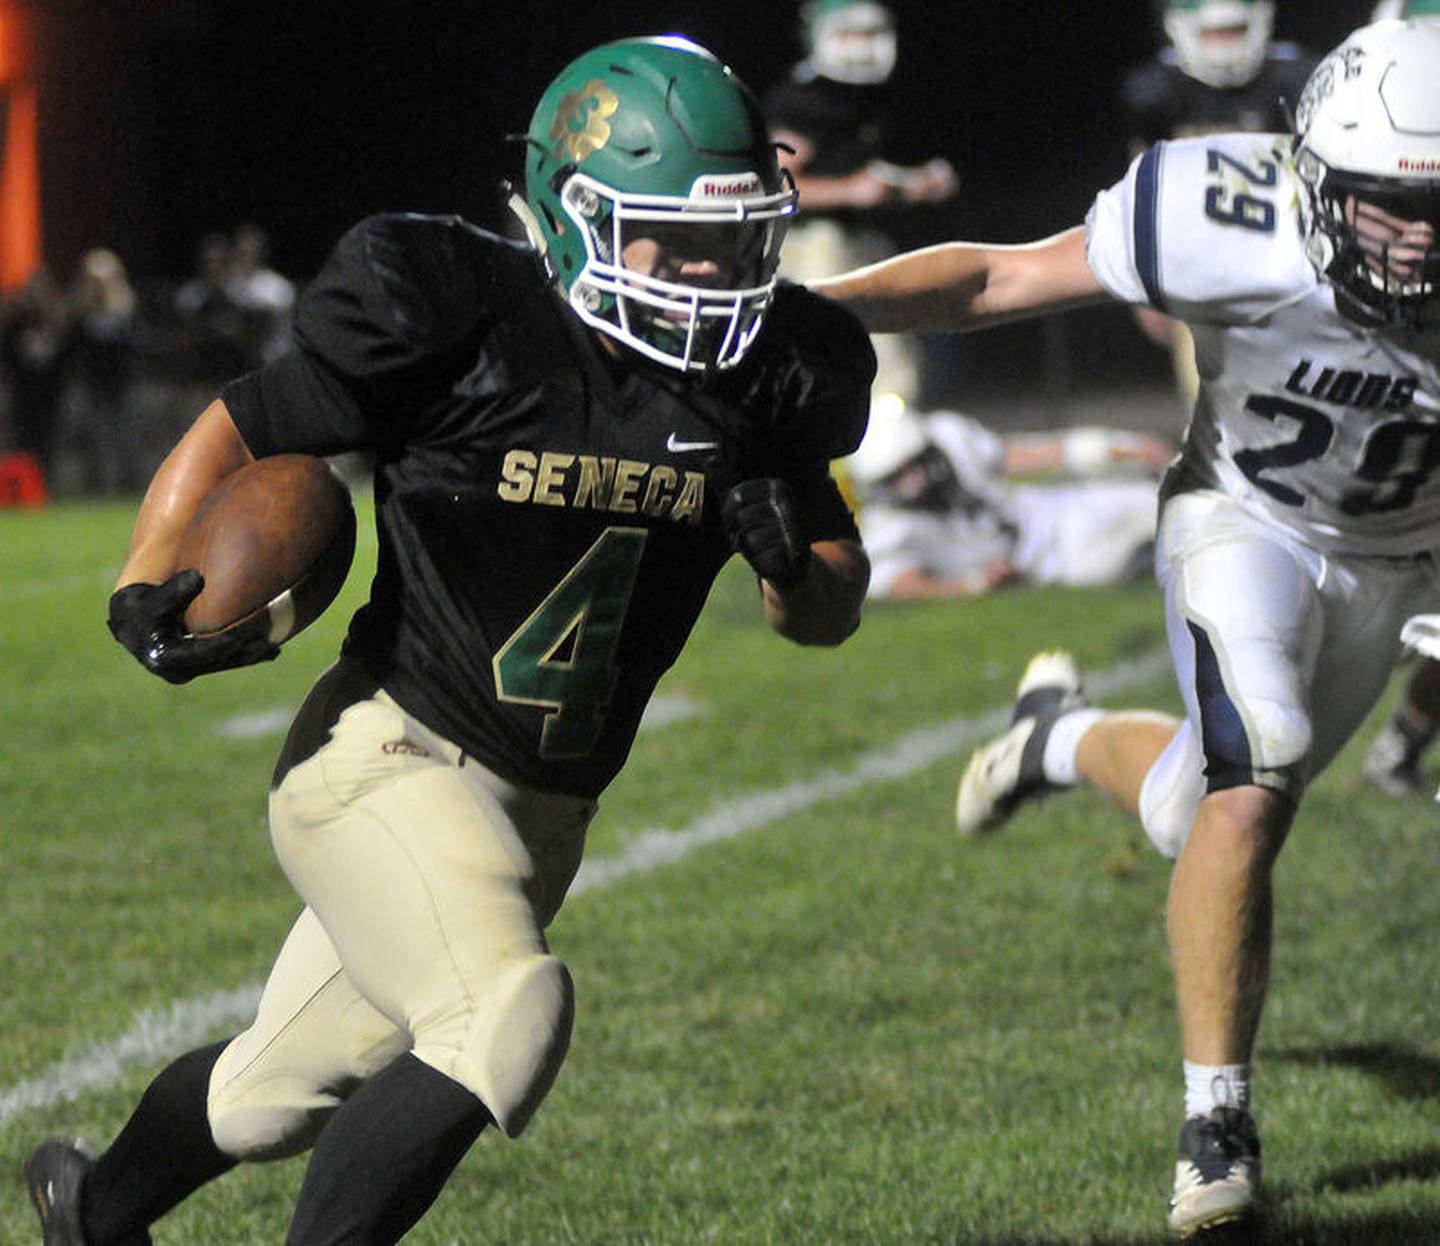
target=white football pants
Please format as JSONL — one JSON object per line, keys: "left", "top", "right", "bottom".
{"left": 207, "top": 677, "right": 595, "bottom": 1157}
{"left": 1138, "top": 489, "right": 1440, "bottom": 858}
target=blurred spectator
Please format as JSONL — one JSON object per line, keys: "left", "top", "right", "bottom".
{"left": 1121, "top": 1, "right": 1316, "bottom": 408}
{"left": 173, "top": 232, "right": 253, "bottom": 381}
{"left": 62, "top": 248, "right": 141, "bottom": 495}
{"left": 845, "top": 398, "right": 1171, "bottom": 601}
{"left": 765, "top": 0, "right": 956, "bottom": 403}
{"left": 226, "top": 222, "right": 295, "bottom": 364}
{"left": 0, "top": 266, "right": 69, "bottom": 480}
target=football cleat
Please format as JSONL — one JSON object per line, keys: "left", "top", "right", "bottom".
{"left": 955, "top": 649, "right": 1086, "bottom": 836}
{"left": 23, "top": 1139, "right": 152, "bottom": 1246}
{"left": 25, "top": 1138, "right": 96, "bottom": 1245}
{"left": 1361, "top": 721, "right": 1428, "bottom": 799}
{"left": 1167, "top": 1106, "right": 1261, "bottom": 1239}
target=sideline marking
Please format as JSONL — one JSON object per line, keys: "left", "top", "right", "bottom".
{"left": 0, "top": 650, "right": 1170, "bottom": 1126}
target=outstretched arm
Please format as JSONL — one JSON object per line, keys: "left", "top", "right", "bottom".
{"left": 811, "top": 226, "right": 1111, "bottom": 334}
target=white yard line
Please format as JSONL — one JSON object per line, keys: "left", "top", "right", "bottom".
{"left": 0, "top": 648, "right": 1171, "bottom": 1126}
{"left": 214, "top": 709, "right": 295, "bottom": 740}
{"left": 212, "top": 691, "right": 708, "bottom": 742}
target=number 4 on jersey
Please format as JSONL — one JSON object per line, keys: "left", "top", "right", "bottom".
{"left": 493, "top": 526, "right": 648, "bottom": 759}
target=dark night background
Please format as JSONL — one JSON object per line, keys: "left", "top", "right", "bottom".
{"left": 25, "top": 0, "right": 1383, "bottom": 414}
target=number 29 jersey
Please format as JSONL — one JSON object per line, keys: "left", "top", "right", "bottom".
{"left": 1085, "top": 132, "right": 1440, "bottom": 558}
{"left": 222, "top": 214, "right": 873, "bottom": 798}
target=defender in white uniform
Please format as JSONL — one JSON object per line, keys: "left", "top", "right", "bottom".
{"left": 817, "top": 20, "right": 1440, "bottom": 1239}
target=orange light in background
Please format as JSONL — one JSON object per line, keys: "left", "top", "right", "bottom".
{"left": 0, "top": 82, "right": 42, "bottom": 289}
{"left": 0, "top": 2, "right": 42, "bottom": 291}
{"left": 0, "top": 4, "right": 29, "bottom": 86}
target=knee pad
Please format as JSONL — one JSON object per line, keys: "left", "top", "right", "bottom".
{"left": 208, "top": 1096, "right": 329, "bottom": 1163}
{"left": 1239, "top": 697, "right": 1312, "bottom": 785}
{"left": 421, "top": 953, "right": 574, "bottom": 1139}
{"left": 207, "top": 1043, "right": 335, "bottom": 1162}
{"left": 1138, "top": 726, "right": 1206, "bottom": 861}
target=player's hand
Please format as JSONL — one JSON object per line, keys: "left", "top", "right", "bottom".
{"left": 107, "top": 571, "right": 280, "bottom": 685}
{"left": 906, "top": 158, "right": 959, "bottom": 203}
{"left": 722, "top": 478, "right": 813, "bottom": 589}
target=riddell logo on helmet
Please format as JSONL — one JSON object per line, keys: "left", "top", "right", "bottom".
{"left": 689, "top": 173, "right": 762, "bottom": 200}
{"left": 1398, "top": 158, "right": 1440, "bottom": 172}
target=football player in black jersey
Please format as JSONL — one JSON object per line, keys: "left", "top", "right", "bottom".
{"left": 25, "top": 37, "right": 873, "bottom": 1246}
{"left": 1122, "top": 1, "right": 1314, "bottom": 152}
{"left": 763, "top": 0, "right": 956, "bottom": 404}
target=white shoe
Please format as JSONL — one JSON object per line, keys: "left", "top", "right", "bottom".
{"left": 955, "top": 650, "right": 1085, "bottom": 837}
{"left": 1167, "top": 1106, "right": 1261, "bottom": 1239}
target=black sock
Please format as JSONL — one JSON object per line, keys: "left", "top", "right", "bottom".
{"left": 285, "top": 1053, "right": 492, "bottom": 1246}
{"left": 83, "top": 1039, "right": 238, "bottom": 1243}
{"left": 1396, "top": 705, "right": 1438, "bottom": 760}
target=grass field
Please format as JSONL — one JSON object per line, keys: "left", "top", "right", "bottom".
{"left": 5, "top": 494, "right": 1440, "bottom": 1244}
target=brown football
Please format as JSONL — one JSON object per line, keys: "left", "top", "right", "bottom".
{"left": 177, "top": 454, "right": 356, "bottom": 644}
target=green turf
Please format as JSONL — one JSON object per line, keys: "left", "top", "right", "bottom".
{"left": 3, "top": 497, "right": 1440, "bottom": 1243}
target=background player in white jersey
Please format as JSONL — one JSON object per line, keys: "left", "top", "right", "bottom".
{"left": 816, "top": 19, "right": 1440, "bottom": 1240}
{"left": 847, "top": 397, "right": 1170, "bottom": 600}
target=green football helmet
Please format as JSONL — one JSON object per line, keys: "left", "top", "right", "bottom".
{"left": 801, "top": 0, "right": 897, "bottom": 85}
{"left": 1374, "top": 0, "right": 1440, "bottom": 18}
{"left": 519, "top": 36, "right": 796, "bottom": 374}
{"left": 1163, "top": 0, "right": 1274, "bottom": 88}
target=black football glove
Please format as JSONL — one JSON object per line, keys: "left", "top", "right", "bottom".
{"left": 107, "top": 570, "right": 280, "bottom": 685}
{"left": 721, "top": 478, "right": 813, "bottom": 590}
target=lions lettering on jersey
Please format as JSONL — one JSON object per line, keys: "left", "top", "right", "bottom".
{"left": 497, "top": 450, "right": 705, "bottom": 525}
{"left": 1284, "top": 361, "right": 1418, "bottom": 412}
{"left": 1088, "top": 133, "right": 1440, "bottom": 557}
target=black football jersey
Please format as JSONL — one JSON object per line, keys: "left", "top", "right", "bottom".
{"left": 223, "top": 214, "right": 874, "bottom": 798}
{"left": 1121, "top": 45, "right": 1316, "bottom": 149}
{"left": 765, "top": 70, "right": 890, "bottom": 181}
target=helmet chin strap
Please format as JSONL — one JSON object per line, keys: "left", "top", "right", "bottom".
{"left": 505, "top": 189, "right": 552, "bottom": 277}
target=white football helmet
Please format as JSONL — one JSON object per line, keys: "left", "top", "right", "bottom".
{"left": 847, "top": 396, "right": 929, "bottom": 498}
{"left": 1164, "top": 0, "right": 1275, "bottom": 88}
{"left": 1294, "top": 21, "right": 1440, "bottom": 328}
{"left": 803, "top": 0, "right": 898, "bottom": 86}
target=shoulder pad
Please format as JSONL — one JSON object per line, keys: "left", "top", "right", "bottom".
{"left": 294, "top": 214, "right": 535, "bottom": 384}
{"left": 1086, "top": 134, "right": 1314, "bottom": 325}
{"left": 739, "top": 282, "right": 876, "bottom": 462}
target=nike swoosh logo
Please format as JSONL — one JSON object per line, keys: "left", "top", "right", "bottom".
{"left": 666, "top": 433, "right": 720, "bottom": 453}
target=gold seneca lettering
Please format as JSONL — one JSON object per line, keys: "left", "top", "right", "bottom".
{"left": 609, "top": 459, "right": 647, "bottom": 513}
{"left": 671, "top": 471, "right": 705, "bottom": 526}
{"left": 534, "top": 452, "right": 576, "bottom": 506}
{"left": 641, "top": 465, "right": 677, "bottom": 518}
{"left": 497, "top": 450, "right": 538, "bottom": 503}
{"left": 574, "top": 456, "right": 616, "bottom": 510}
